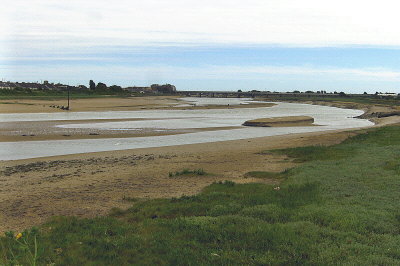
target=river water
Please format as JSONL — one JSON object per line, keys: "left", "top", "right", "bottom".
{"left": 0, "top": 98, "right": 373, "bottom": 160}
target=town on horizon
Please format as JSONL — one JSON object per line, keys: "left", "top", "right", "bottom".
{"left": 0, "top": 79, "right": 399, "bottom": 97}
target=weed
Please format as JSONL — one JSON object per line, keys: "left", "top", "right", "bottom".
{"left": 169, "top": 168, "right": 207, "bottom": 177}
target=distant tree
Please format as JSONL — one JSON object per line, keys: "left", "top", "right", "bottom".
{"left": 305, "top": 90, "right": 314, "bottom": 93}
{"left": 96, "top": 82, "right": 107, "bottom": 91}
{"left": 339, "top": 91, "right": 346, "bottom": 97}
{"left": 109, "top": 85, "right": 122, "bottom": 92}
{"left": 89, "top": 80, "right": 96, "bottom": 90}
{"left": 363, "top": 91, "right": 368, "bottom": 95}
{"left": 237, "top": 89, "right": 242, "bottom": 93}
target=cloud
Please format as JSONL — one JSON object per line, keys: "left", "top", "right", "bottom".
{"left": 2, "top": 1, "right": 400, "bottom": 92}
{"left": 3, "top": 63, "right": 399, "bottom": 84}
{"left": 207, "top": 66, "right": 400, "bottom": 80}
{"left": 3, "top": 0, "right": 400, "bottom": 52}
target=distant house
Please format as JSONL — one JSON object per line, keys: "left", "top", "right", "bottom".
{"left": 0, "top": 81, "right": 15, "bottom": 89}
{"left": 377, "top": 93, "right": 398, "bottom": 97}
{"left": 150, "top": 84, "right": 177, "bottom": 93}
{"left": 0, "top": 80, "right": 78, "bottom": 91}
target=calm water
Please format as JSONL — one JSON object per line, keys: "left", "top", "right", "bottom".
{"left": 0, "top": 98, "right": 373, "bottom": 160}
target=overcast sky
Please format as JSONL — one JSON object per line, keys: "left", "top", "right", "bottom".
{"left": 1, "top": 0, "right": 400, "bottom": 92}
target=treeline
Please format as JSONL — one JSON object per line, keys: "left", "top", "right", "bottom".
{"left": 88, "top": 80, "right": 125, "bottom": 93}
{"left": 0, "top": 80, "right": 177, "bottom": 97}
{"left": 0, "top": 86, "right": 129, "bottom": 97}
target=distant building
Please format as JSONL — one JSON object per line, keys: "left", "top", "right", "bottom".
{"left": 150, "top": 84, "right": 177, "bottom": 93}
{"left": 377, "top": 93, "right": 398, "bottom": 97}
{"left": 0, "top": 80, "right": 77, "bottom": 91}
{"left": 124, "top": 86, "right": 151, "bottom": 93}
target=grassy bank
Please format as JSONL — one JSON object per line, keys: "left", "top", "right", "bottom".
{"left": 0, "top": 88, "right": 134, "bottom": 100}
{"left": 1, "top": 125, "right": 400, "bottom": 265}
{"left": 259, "top": 94, "right": 400, "bottom": 106}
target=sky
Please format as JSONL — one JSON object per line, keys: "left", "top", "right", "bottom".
{"left": 1, "top": 0, "right": 400, "bottom": 93}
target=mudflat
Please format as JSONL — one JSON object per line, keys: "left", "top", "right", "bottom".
{"left": 0, "top": 96, "right": 274, "bottom": 113}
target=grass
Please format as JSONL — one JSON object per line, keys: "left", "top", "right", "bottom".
{"left": 259, "top": 94, "right": 400, "bottom": 106}
{"left": 169, "top": 168, "right": 207, "bottom": 177}
{"left": 268, "top": 144, "right": 356, "bottom": 163}
{"left": 2, "top": 125, "right": 400, "bottom": 265}
{"left": 121, "top": 196, "right": 139, "bottom": 202}
{"left": 245, "top": 170, "right": 287, "bottom": 179}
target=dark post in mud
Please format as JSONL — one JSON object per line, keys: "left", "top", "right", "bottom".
{"left": 67, "top": 87, "right": 70, "bottom": 110}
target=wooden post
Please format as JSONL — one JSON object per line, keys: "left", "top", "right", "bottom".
{"left": 67, "top": 87, "right": 70, "bottom": 110}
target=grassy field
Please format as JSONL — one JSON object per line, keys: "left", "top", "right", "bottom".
{"left": 1, "top": 125, "right": 400, "bottom": 265}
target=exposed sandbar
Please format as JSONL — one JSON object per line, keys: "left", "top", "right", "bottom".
{"left": 243, "top": 116, "right": 315, "bottom": 127}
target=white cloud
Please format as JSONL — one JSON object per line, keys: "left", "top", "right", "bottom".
{"left": 208, "top": 66, "right": 400, "bottom": 80}
{"left": 2, "top": 0, "right": 400, "bottom": 52}
{"left": 3, "top": 63, "right": 400, "bottom": 84}
{"left": 2, "top": 1, "right": 400, "bottom": 92}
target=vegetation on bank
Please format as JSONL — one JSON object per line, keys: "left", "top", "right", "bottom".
{"left": 259, "top": 94, "right": 400, "bottom": 106}
{"left": 169, "top": 168, "right": 208, "bottom": 177}
{"left": 0, "top": 87, "right": 133, "bottom": 100}
{"left": 0, "top": 82, "right": 177, "bottom": 100}
{"left": 1, "top": 125, "right": 400, "bottom": 265}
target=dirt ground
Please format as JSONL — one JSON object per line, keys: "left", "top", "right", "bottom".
{"left": 0, "top": 96, "right": 181, "bottom": 113}
{"left": 0, "top": 96, "right": 399, "bottom": 233}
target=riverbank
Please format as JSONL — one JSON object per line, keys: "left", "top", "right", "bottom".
{"left": 0, "top": 97, "right": 399, "bottom": 232}
{"left": 0, "top": 96, "right": 180, "bottom": 113}
{"left": 262, "top": 97, "right": 400, "bottom": 125}
{"left": 0, "top": 96, "right": 274, "bottom": 113}
{"left": 0, "top": 128, "right": 363, "bottom": 233}
{"left": 2, "top": 124, "right": 400, "bottom": 264}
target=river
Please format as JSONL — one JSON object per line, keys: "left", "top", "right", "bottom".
{"left": 0, "top": 98, "right": 373, "bottom": 160}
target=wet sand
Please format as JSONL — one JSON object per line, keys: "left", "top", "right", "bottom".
{"left": 0, "top": 117, "right": 239, "bottom": 142}
{"left": 0, "top": 96, "right": 182, "bottom": 113}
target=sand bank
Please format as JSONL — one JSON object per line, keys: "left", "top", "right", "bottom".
{"left": 243, "top": 116, "right": 315, "bottom": 127}
{"left": 0, "top": 96, "right": 274, "bottom": 113}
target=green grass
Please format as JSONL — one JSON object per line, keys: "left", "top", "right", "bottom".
{"left": 245, "top": 170, "right": 287, "bottom": 179}
{"left": 268, "top": 144, "right": 356, "bottom": 163}
{"left": 2, "top": 125, "right": 400, "bottom": 265}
